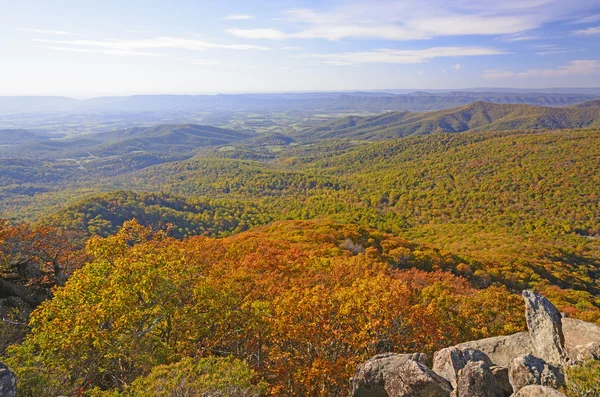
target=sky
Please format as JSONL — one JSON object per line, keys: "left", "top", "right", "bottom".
{"left": 1, "top": 0, "right": 600, "bottom": 96}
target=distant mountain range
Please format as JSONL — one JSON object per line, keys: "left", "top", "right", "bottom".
{"left": 298, "top": 101, "right": 600, "bottom": 140}
{"left": 0, "top": 124, "right": 252, "bottom": 158}
{"left": 3, "top": 100, "right": 600, "bottom": 158}
{"left": 1, "top": 90, "right": 599, "bottom": 114}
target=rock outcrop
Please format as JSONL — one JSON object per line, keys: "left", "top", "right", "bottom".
{"left": 0, "top": 363, "right": 17, "bottom": 397}
{"left": 489, "top": 366, "right": 512, "bottom": 397}
{"left": 432, "top": 347, "right": 492, "bottom": 388}
{"left": 454, "top": 332, "right": 534, "bottom": 368}
{"left": 351, "top": 353, "right": 432, "bottom": 396}
{"left": 511, "top": 385, "right": 568, "bottom": 397}
{"left": 454, "top": 361, "right": 503, "bottom": 397}
{"left": 351, "top": 355, "right": 452, "bottom": 397}
{"left": 562, "top": 317, "right": 600, "bottom": 361}
{"left": 351, "top": 290, "right": 600, "bottom": 397}
{"left": 522, "top": 291, "right": 569, "bottom": 364}
{"left": 508, "top": 354, "right": 565, "bottom": 392}
{"left": 571, "top": 341, "right": 600, "bottom": 362}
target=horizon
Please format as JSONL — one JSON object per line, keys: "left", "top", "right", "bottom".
{"left": 3, "top": 87, "right": 600, "bottom": 100}
{"left": 2, "top": 0, "right": 600, "bottom": 95}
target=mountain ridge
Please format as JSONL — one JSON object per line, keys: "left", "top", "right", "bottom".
{"left": 298, "top": 101, "right": 600, "bottom": 140}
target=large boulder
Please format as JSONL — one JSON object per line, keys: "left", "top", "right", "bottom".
{"left": 562, "top": 317, "right": 600, "bottom": 361}
{"left": 0, "top": 362, "right": 17, "bottom": 397}
{"left": 454, "top": 332, "right": 534, "bottom": 367}
{"left": 351, "top": 354, "right": 452, "bottom": 397}
{"left": 512, "top": 385, "right": 567, "bottom": 396}
{"left": 455, "top": 361, "right": 504, "bottom": 397}
{"left": 570, "top": 341, "right": 600, "bottom": 362}
{"left": 432, "top": 347, "right": 492, "bottom": 388}
{"left": 522, "top": 291, "right": 569, "bottom": 364}
{"left": 508, "top": 354, "right": 565, "bottom": 392}
{"left": 350, "top": 353, "right": 427, "bottom": 396}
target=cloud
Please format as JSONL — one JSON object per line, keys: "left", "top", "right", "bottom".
{"left": 223, "top": 14, "right": 254, "bottom": 21}
{"left": 484, "top": 60, "right": 600, "bottom": 79}
{"left": 572, "top": 26, "right": 600, "bottom": 36}
{"left": 570, "top": 14, "right": 600, "bottom": 24}
{"left": 536, "top": 50, "right": 569, "bottom": 56}
{"left": 31, "top": 36, "right": 271, "bottom": 54}
{"left": 452, "top": 63, "right": 463, "bottom": 70}
{"left": 226, "top": 1, "right": 597, "bottom": 42}
{"left": 535, "top": 48, "right": 585, "bottom": 56}
{"left": 18, "top": 28, "right": 72, "bottom": 36}
{"left": 308, "top": 46, "right": 507, "bottom": 65}
{"left": 190, "top": 59, "right": 221, "bottom": 66}
{"left": 226, "top": 28, "right": 288, "bottom": 40}
{"left": 533, "top": 44, "right": 559, "bottom": 48}
{"left": 503, "top": 35, "right": 539, "bottom": 42}
{"left": 35, "top": 45, "right": 161, "bottom": 57}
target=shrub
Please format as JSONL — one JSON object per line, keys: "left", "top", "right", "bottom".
{"left": 565, "top": 360, "right": 600, "bottom": 397}
{"left": 126, "top": 357, "right": 266, "bottom": 397}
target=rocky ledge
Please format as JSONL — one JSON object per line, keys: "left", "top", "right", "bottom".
{"left": 350, "top": 290, "right": 600, "bottom": 397}
{"left": 0, "top": 363, "right": 16, "bottom": 397}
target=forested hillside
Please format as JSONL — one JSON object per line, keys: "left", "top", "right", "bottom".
{"left": 1, "top": 219, "right": 529, "bottom": 396}
{"left": 299, "top": 101, "right": 600, "bottom": 140}
{"left": 6, "top": 128, "right": 596, "bottom": 311}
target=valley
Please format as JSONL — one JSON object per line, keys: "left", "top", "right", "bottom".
{"left": 1, "top": 95, "right": 600, "bottom": 396}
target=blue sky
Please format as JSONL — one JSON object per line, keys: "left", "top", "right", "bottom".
{"left": 1, "top": 0, "right": 600, "bottom": 96}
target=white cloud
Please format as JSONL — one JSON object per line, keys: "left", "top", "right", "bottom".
{"left": 222, "top": 14, "right": 254, "bottom": 21}
{"left": 535, "top": 49, "right": 585, "bottom": 56}
{"left": 572, "top": 26, "right": 600, "bottom": 36}
{"left": 533, "top": 44, "right": 559, "bottom": 49}
{"left": 536, "top": 50, "right": 569, "bottom": 56}
{"left": 31, "top": 36, "right": 271, "bottom": 53}
{"left": 503, "top": 35, "right": 539, "bottom": 42}
{"left": 35, "top": 45, "right": 162, "bottom": 57}
{"left": 570, "top": 14, "right": 600, "bottom": 24}
{"left": 190, "top": 59, "right": 221, "bottom": 66}
{"left": 484, "top": 60, "right": 600, "bottom": 79}
{"left": 308, "top": 46, "right": 507, "bottom": 66}
{"left": 18, "top": 28, "right": 72, "bottom": 36}
{"left": 452, "top": 63, "right": 463, "bottom": 70}
{"left": 226, "top": 28, "right": 288, "bottom": 40}
{"left": 226, "top": 1, "right": 597, "bottom": 42}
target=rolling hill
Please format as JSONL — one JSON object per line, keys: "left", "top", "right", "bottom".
{"left": 0, "top": 129, "right": 57, "bottom": 145}
{"left": 88, "top": 124, "right": 253, "bottom": 156}
{"left": 298, "top": 101, "right": 600, "bottom": 140}
{"left": 0, "top": 124, "right": 253, "bottom": 158}
{"left": 575, "top": 98, "right": 600, "bottom": 108}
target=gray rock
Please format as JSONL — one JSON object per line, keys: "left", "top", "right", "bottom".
{"left": 571, "top": 341, "right": 600, "bottom": 362}
{"left": 490, "top": 366, "right": 512, "bottom": 397}
{"left": 512, "top": 385, "right": 567, "bottom": 396}
{"left": 508, "top": 354, "right": 565, "bottom": 392}
{"left": 0, "top": 362, "right": 17, "bottom": 397}
{"left": 350, "top": 353, "right": 428, "bottom": 397}
{"left": 522, "top": 290, "right": 569, "bottom": 364}
{"left": 455, "top": 332, "right": 534, "bottom": 367}
{"left": 455, "top": 361, "right": 503, "bottom": 397}
{"left": 432, "top": 347, "right": 492, "bottom": 388}
{"left": 562, "top": 317, "right": 600, "bottom": 361}
{"left": 351, "top": 355, "right": 451, "bottom": 397}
